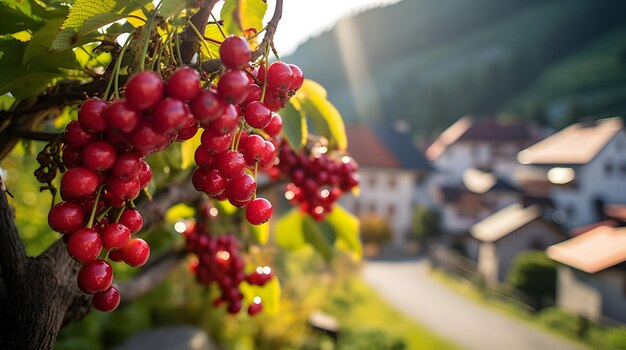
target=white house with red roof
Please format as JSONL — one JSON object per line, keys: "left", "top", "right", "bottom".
{"left": 516, "top": 117, "right": 626, "bottom": 230}
{"left": 548, "top": 225, "right": 626, "bottom": 324}
{"left": 341, "top": 124, "right": 432, "bottom": 246}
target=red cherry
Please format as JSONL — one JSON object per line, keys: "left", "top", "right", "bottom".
{"left": 121, "top": 238, "right": 150, "bottom": 267}
{"left": 244, "top": 101, "right": 271, "bottom": 129}
{"left": 241, "top": 134, "right": 266, "bottom": 164}
{"left": 288, "top": 64, "right": 304, "bottom": 90}
{"left": 219, "top": 36, "right": 251, "bottom": 70}
{"left": 129, "top": 121, "right": 168, "bottom": 156}
{"left": 243, "top": 84, "right": 261, "bottom": 106}
{"left": 77, "top": 259, "right": 113, "bottom": 294}
{"left": 111, "top": 153, "right": 141, "bottom": 181}
{"left": 78, "top": 98, "right": 108, "bottom": 133}
{"left": 245, "top": 198, "right": 273, "bottom": 225}
{"left": 104, "top": 129, "right": 132, "bottom": 152}
{"left": 152, "top": 97, "right": 188, "bottom": 133}
{"left": 264, "top": 113, "right": 282, "bottom": 136}
{"left": 192, "top": 167, "right": 210, "bottom": 191}
{"left": 64, "top": 121, "right": 97, "bottom": 150}
{"left": 119, "top": 209, "right": 143, "bottom": 233}
{"left": 82, "top": 141, "right": 117, "bottom": 172}
{"left": 202, "top": 169, "right": 227, "bottom": 196}
{"left": 259, "top": 141, "right": 276, "bottom": 170}
{"left": 194, "top": 146, "right": 215, "bottom": 168}
{"left": 166, "top": 67, "right": 201, "bottom": 100}
{"left": 266, "top": 61, "right": 293, "bottom": 90}
{"left": 263, "top": 91, "right": 286, "bottom": 112}
{"left": 61, "top": 167, "right": 99, "bottom": 201}
{"left": 208, "top": 104, "right": 239, "bottom": 135}
{"left": 103, "top": 101, "right": 140, "bottom": 134}
{"left": 125, "top": 71, "right": 164, "bottom": 110}
{"left": 92, "top": 286, "right": 121, "bottom": 312}
{"left": 217, "top": 70, "right": 250, "bottom": 104}
{"left": 107, "top": 176, "right": 141, "bottom": 201}
{"left": 216, "top": 150, "right": 246, "bottom": 179}
{"left": 102, "top": 223, "right": 131, "bottom": 251}
{"left": 108, "top": 249, "right": 124, "bottom": 262}
{"left": 248, "top": 301, "right": 263, "bottom": 316}
{"left": 48, "top": 201, "right": 84, "bottom": 234}
{"left": 67, "top": 228, "right": 102, "bottom": 264}
{"left": 200, "top": 129, "right": 232, "bottom": 155}
{"left": 62, "top": 145, "right": 82, "bottom": 168}
{"left": 190, "top": 90, "right": 223, "bottom": 123}
{"left": 228, "top": 300, "right": 242, "bottom": 314}
{"left": 137, "top": 160, "right": 152, "bottom": 188}
{"left": 226, "top": 173, "right": 256, "bottom": 203}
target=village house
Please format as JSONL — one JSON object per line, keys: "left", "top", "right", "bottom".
{"left": 426, "top": 116, "right": 536, "bottom": 233}
{"left": 547, "top": 225, "right": 626, "bottom": 324}
{"left": 516, "top": 117, "right": 626, "bottom": 230}
{"left": 340, "top": 124, "right": 432, "bottom": 246}
{"left": 468, "top": 204, "right": 564, "bottom": 286}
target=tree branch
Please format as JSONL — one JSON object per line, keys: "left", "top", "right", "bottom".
{"left": 250, "top": 0, "right": 283, "bottom": 62}
{"left": 117, "top": 248, "right": 187, "bottom": 303}
{"left": 0, "top": 178, "right": 27, "bottom": 286}
{"left": 180, "top": 0, "right": 221, "bottom": 64}
{"left": 138, "top": 178, "right": 203, "bottom": 230}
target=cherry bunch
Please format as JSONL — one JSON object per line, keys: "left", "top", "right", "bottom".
{"left": 277, "top": 143, "right": 359, "bottom": 220}
{"left": 48, "top": 66, "right": 212, "bottom": 311}
{"left": 191, "top": 36, "right": 303, "bottom": 226}
{"left": 185, "top": 223, "right": 272, "bottom": 316}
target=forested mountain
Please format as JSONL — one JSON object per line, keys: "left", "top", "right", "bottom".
{"left": 285, "top": 0, "right": 626, "bottom": 139}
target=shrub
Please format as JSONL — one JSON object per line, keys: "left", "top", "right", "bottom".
{"left": 508, "top": 250, "right": 556, "bottom": 304}
{"left": 360, "top": 215, "right": 392, "bottom": 245}
{"left": 411, "top": 206, "right": 441, "bottom": 240}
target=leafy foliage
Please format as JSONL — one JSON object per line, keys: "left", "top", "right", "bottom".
{"left": 508, "top": 251, "right": 557, "bottom": 301}
{"left": 220, "top": 0, "right": 268, "bottom": 36}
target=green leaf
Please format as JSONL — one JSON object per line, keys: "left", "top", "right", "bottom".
{"left": 159, "top": 0, "right": 191, "bottom": 20}
{"left": 0, "top": 38, "right": 28, "bottom": 87}
{"left": 0, "top": 72, "right": 61, "bottom": 99}
{"left": 248, "top": 221, "right": 269, "bottom": 245}
{"left": 51, "top": 0, "right": 151, "bottom": 51}
{"left": 274, "top": 208, "right": 306, "bottom": 249}
{"left": 214, "top": 199, "right": 237, "bottom": 215}
{"left": 280, "top": 100, "right": 307, "bottom": 150}
{"left": 0, "top": 2, "right": 44, "bottom": 35}
{"left": 296, "top": 79, "right": 348, "bottom": 151}
{"left": 24, "top": 17, "right": 80, "bottom": 71}
{"left": 326, "top": 205, "right": 361, "bottom": 260}
{"left": 199, "top": 23, "right": 223, "bottom": 61}
{"left": 164, "top": 203, "right": 195, "bottom": 223}
{"left": 220, "top": 0, "right": 267, "bottom": 36}
{"left": 180, "top": 130, "right": 202, "bottom": 169}
{"left": 302, "top": 216, "right": 335, "bottom": 263}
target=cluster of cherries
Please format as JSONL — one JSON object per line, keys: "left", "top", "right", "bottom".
{"left": 191, "top": 35, "right": 303, "bottom": 226}
{"left": 48, "top": 64, "right": 219, "bottom": 311}
{"left": 185, "top": 222, "right": 273, "bottom": 316}
{"left": 277, "top": 143, "right": 359, "bottom": 220}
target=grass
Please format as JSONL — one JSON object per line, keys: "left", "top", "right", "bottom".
{"left": 324, "top": 275, "right": 459, "bottom": 350}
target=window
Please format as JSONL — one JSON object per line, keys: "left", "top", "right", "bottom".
{"left": 388, "top": 204, "right": 396, "bottom": 216}
{"left": 388, "top": 175, "right": 397, "bottom": 189}
{"left": 368, "top": 175, "right": 377, "bottom": 187}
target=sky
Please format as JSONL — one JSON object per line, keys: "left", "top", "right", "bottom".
{"left": 214, "top": 0, "right": 402, "bottom": 55}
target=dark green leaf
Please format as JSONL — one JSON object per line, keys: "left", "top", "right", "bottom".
{"left": 24, "top": 17, "right": 79, "bottom": 70}
{"left": 0, "top": 72, "right": 61, "bottom": 99}
{"left": 0, "top": 2, "right": 44, "bottom": 34}
{"left": 280, "top": 100, "right": 307, "bottom": 150}
{"left": 302, "top": 216, "right": 335, "bottom": 263}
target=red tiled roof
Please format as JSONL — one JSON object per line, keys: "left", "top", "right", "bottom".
{"left": 346, "top": 125, "right": 400, "bottom": 168}
{"left": 518, "top": 117, "right": 623, "bottom": 165}
{"left": 548, "top": 226, "right": 626, "bottom": 273}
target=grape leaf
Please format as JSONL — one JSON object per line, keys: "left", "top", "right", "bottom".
{"left": 280, "top": 99, "right": 307, "bottom": 150}
{"left": 220, "top": 0, "right": 267, "bottom": 36}
{"left": 295, "top": 79, "right": 348, "bottom": 151}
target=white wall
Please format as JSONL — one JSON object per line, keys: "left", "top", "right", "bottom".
{"left": 340, "top": 167, "right": 417, "bottom": 246}
{"left": 552, "top": 132, "right": 626, "bottom": 229}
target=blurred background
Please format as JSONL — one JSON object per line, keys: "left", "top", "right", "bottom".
{"left": 7, "top": 0, "right": 626, "bottom": 349}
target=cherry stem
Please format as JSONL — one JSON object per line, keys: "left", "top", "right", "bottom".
{"left": 96, "top": 206, "right": 112, "bottom": 222}
{"left": 234, "top": 125, "right": 245, "bottom": 150}
{"left": 115, "top": 204, "right": 126, "bottom": 223}
{"left": 174, "top": 24, "right": 183, "bottom": 67}
{"left": 188, "top": 20, "right": 213, "bottom": 59}
{"left": 86, "top": 186, "right": 103, "bottom": 229}
{"left": 129, "top": 199, "right": 136, "bottom": 209}
{"left": 210, "top": 12, "right": 226, "bottom": 39}
{"left": 247, "top": 26, "right": 267, "bottom": 41}
{"left": 259, "top": 48, "right": 270, "bottom": 101}
{"left": 139, "top": 4, "right": 161, "bottom": 71}
{"left": 104, "top": 35, "right": 132, "bottom": 101}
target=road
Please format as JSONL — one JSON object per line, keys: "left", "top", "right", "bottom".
{"left": 362, "top": 259, "right": 586, "bottom": 350}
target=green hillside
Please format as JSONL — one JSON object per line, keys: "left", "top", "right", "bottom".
{"left": 285, "top": 0, "right": 626, "bottom": 139}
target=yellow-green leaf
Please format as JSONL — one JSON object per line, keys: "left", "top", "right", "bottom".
{"left": 180, "top": 130, "right": 202, "bottom": 169}
{"left": 274, "top": 208, "right": 306, "bottom": 249}
{"left": 302, "top": 216, "right": 335, "bottom": 263}
{"left": 248, "top": 221, "right": 269, "bottom": 245}
{"left": 240, "top": 275, "right": 281, "bottom": 315}
{"left": 326, "top": 205, "right": 361, "bottom": 261}
{"left": 0, "top": 72, "right": 61, "bottom": 99}
{"left": 199, "top": 23, "right": 223, "bottom": 61}
{"left": 165, "top": 203, "right": 195, "bottom": 223}
{"left": 220, "top": 0, "right": 267, "bottom": 36}
{"left": 295, "top": 79, "right": 348, "bottom": 151}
